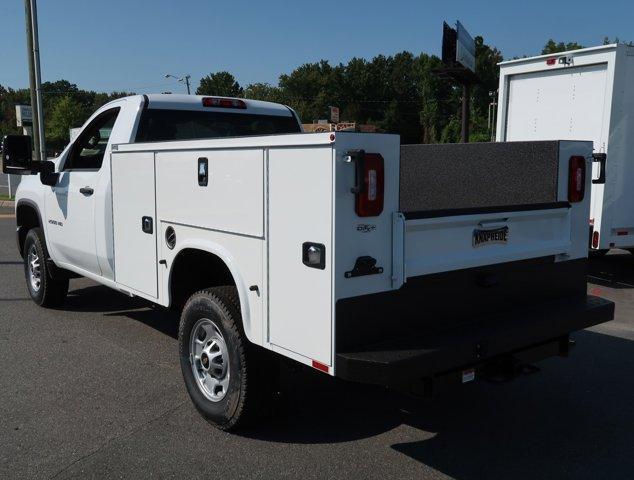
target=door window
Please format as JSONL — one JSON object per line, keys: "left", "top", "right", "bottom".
{"left": 64, "top": 107, "right": 121, "bottom": 170}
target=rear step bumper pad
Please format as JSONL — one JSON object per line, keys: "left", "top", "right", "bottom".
{"left": 335, "top": 295, "right": 614, "bottom": 386}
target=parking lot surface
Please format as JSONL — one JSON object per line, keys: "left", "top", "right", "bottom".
{"left": 1, "top": 210, "right": 633, "bottom": 479}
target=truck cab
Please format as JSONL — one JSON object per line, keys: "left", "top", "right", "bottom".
{"left": 14, "top": 95, "right": 302, "bottom": 282}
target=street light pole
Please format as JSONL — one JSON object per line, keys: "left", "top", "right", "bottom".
{"left": 165, "top": 73, "right": 192, "bottom": 94}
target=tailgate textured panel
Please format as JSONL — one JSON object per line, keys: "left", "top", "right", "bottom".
{"left": 400, "top": 141, "right": 560, "bottom": 213}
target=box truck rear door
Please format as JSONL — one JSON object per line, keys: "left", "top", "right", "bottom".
{"left": 504, "top": 63, "right": 609, "bottom": 243}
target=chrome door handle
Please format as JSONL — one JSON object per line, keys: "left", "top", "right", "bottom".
{"left": 79, "top": 186, "right": 94, "bottom": 196}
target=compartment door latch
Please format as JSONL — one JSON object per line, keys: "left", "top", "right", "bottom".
{"left": 345, "top": 256, "right": 383, "bottom": 278}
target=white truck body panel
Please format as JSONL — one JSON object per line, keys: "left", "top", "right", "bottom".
{"left": 268, "top": 146, "right": 333, "bottom": 364}
{"left": 111, "top": 151, "right": 158, "bottom": 298}
{"left": 156, "top": 149, "right": 264, "bottom": 238}
{"left": 497, "top": 44, "right": 634, "bottom": 250}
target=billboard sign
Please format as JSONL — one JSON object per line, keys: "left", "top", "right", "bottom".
{"left": 441, "top": 22, "right": 457, "bottom": 66}
{"left": 456, "top": 21, "right": 476, "bottom": 73}
{"left": 15, "top": 104, "right": 33, "bottom": 127}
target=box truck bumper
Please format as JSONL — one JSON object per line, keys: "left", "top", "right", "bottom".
{"left": 335, "top": 295, "right": 614, "bottom": 387}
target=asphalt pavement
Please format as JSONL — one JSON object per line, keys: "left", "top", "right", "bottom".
{"left": 1, "top": 210, "right": 633, "bottom": 479}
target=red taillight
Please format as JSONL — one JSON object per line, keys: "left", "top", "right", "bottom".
{"left": 568, "top": 156, "right": 586, "bottom": 203}
{"left": 546, "top": 58, "right": 557, "bottom": 66}
{"left": 202, "top": 97, "right": 247, "bottom": 109}
{"left": 592, "top": 230, "right": 600, "bottom": 249}
{"left": 355, "top": 153, "right": 384, "bottom": 217}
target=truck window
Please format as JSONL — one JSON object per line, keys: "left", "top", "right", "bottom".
{"left": 135, "top": 109, "right": 301, "bottom": 143}
{"left": 65, "top": 107, "right": 120, "bottom": 170}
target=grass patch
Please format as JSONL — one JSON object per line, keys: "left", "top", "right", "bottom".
{"left": 0, "top": 194, "right": 13, "bottom": 201}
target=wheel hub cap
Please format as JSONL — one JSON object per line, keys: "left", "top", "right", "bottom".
{"left": 190, "top": 319, "right": 230, "bottom": 402}
{"left": 27, "top": 244, "right": 42, "bottom": 292}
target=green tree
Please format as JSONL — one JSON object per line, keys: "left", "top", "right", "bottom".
{"left": 196, "top": 72, "right": 243, "bottom": 97}
{"left": 541, "top": 40, "right": 584, "bottom": 54}
{"left": 414, "top": 53, "right": 456, "bottom": 143}
{"left": 243, "top": 83, "right": 285, "bottom": 104}
{"left": 603, "top": 36, "right": 633, "bottom": 46}
{"left": 278, "top": 60, "right": 343, "bottom": 122}
{"left": 470, "top": 36, "right": 504, "bottom": 142}
{"left": 0, "top": 85, "right": 31, "bottom": 139}
{"left": 46, "top": 96, "right": 89, "bottom": 150}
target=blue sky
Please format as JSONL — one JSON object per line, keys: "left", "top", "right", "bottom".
{"left": 1, "top": 0, "right": 632, "bottom": 94}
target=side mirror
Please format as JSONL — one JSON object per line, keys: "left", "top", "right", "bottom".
{"left": 2, "top": 135, "right": 33, "bottom": 174}
{"left": 39, "top": 161, "right": 59, "bottom": 187}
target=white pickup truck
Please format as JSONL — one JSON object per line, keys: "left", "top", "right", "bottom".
{"left": 2, "top": 94, "right": 613, "bottom": 430}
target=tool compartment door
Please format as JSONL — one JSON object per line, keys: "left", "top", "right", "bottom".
{"left": 111, "top": 152, "right": 158, "bottom": 298}
{"left": 267, "top": 147, "right": 333, "bottom": 366}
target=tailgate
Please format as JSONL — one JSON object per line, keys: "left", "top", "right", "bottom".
{"left": 393, "top": 141, "right": 591, "bottom": 286}
{"left": 395, "top": 206, "right": 570, "bottom": 279}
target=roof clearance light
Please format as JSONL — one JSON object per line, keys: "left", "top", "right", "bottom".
{"left": 202, "top": 97, "right": 247, "bottom": 109}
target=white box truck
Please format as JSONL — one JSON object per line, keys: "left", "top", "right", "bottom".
{"left": 496, "top": 43, "right": 634, "bottom": 252}
{"left": 2, "top": 94, "right": 613, "bottom": 430}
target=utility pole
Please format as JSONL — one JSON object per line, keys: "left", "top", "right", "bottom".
{"left": 461, "top": 84, "right": 471, "bottom": 143}
{"left": 24, "top": 0, "right": 40, "bottom": 161}
{"left": 24, "top": 0, "right": 46, "bottom": 161}
{"left": 184, "top": 75, "right": 191, "bottom": 95}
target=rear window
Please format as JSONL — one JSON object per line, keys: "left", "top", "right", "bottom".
{"left": 135, "top": 108, "right": 301, "bottom": 142}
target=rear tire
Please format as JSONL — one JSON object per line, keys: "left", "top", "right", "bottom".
{"left": 179, "top": 287, "right": 264, "bottom": 431}
{"left": 23, "top": 228, "right": 69, "bottom": 307}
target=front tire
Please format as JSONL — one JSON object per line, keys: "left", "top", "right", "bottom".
{"left": 23, "top": 228, "right": 69, "bottom": 307}
{"left": 179, "top": 287, "right": 262, "bottom": 431}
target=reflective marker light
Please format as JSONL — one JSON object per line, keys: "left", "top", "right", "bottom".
{"left": 568, "top": 156, "right": 586, "bottom": 203}
{"left": 312, "top": 360, "right": 329, "bottom": 373}
{"left": 202, "top": 97, "right": 247, "bottom": 109}
{"left": 546, "top": 58, "right": 557, "bottom": 66}
{"left": 592, "top": 230, "right": 600, "bottom": 249}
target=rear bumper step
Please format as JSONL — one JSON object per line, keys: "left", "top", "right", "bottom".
{"left": 335, "top": 295, "right": 614, "bottom": 386}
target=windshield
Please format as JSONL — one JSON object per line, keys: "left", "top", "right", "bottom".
{"left": 135, "top": 108, "right": 301, "bottom": 143}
